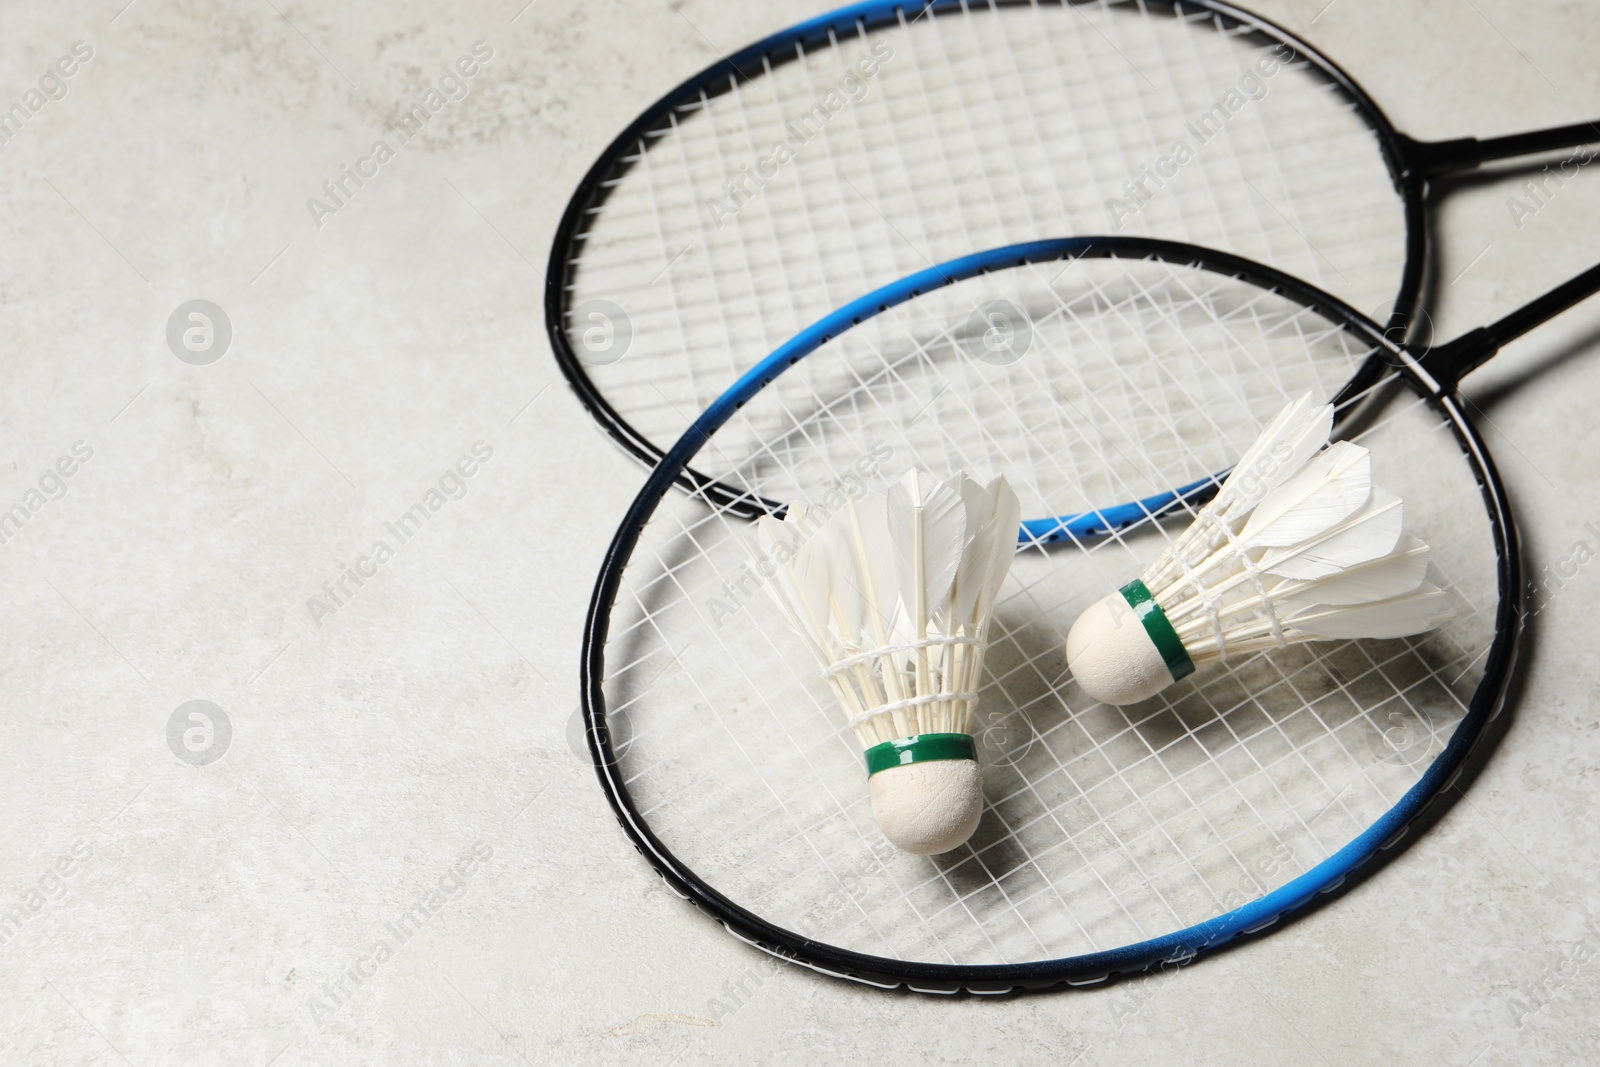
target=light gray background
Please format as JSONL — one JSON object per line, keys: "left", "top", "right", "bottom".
{"left": 1, "top": 0, "right": 1598, "bottom": 1064}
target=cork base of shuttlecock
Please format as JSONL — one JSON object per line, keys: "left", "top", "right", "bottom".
{"left": 1066, "top": 591, "right": 1174, "bottom": 706}
{"left": 869, "top": 759, "right": 983, "bottom": 855}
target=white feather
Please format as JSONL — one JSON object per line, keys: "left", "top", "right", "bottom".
{"left": 887, "top": 470, "right": 967, "bottom": 630}
{"left": 1261, "top": 486, "right": 1404, "bottom": 580}
{"left": 1272, "top": 535, "right": 1431, "bottom": 606}
{"left": 1241, "top": 441, "right": 1372, "bottom": 547}
{"left": 981, "top": 475, "right": 1021, "bottom": 604}
{"left": 1287, "top": 584, "right": 1452, "bottom": 640}
{"left": 842, "top": 491, "right": 899, "bottom": 640}
{"left": 950, "top": 475, "right": 1018, "bottom": 628}
{"left": 824, "top": 519, "right": 863, "bottom": 646}
{"left": 1216, "top": 393, "right": 1332, "bottom": 517}
{"left": 784, "top": 517, "right": 834, "bottom": 642}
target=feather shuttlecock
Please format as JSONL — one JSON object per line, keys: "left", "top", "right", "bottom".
{"left": 758, "top": 469, "right": 1020, "bottom": 855}
{"left": 1066, "top": 395, "right": 1453, "bottom": 706}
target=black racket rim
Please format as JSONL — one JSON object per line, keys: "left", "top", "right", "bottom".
{"left": 579, "top": 237, "right": 1521, "bottom": 993}
{"left": 545, "top": 0, "right": 1418, "bottom": 520}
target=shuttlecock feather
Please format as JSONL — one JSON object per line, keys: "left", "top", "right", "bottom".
{"left": 758, "top": 469, "right": 1020, "bottom": 854}
{"left": 1065, "top": 395, "right": 1452, "bottom": 706}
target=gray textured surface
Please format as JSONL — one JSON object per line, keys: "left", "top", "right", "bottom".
{"left": 1, "top": 1, "right": 1598, "bottom": 1064}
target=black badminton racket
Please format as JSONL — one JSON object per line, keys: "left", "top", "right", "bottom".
{"left": 548, "top": 0, "right": 1598, "bottom": 517}
{"left": 581, "top": 235, "right": 1598, "bottom": 991}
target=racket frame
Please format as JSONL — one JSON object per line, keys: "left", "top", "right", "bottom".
{"left": 579, "top": 237, "right": 1524, "bottom": 992}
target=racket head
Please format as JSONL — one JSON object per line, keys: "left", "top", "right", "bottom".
{"left": 549, "top": 0, "right": 1423, "bottom": 514}
{"left": 581, "top": 239, "right": 1518, "bottom": 992}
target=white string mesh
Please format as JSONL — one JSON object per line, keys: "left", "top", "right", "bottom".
{"left": 597, "top": 254, "right": 1497, "bottom": 966}
{"left": 567, "top": 0, "right": 1408, "bottom": 468}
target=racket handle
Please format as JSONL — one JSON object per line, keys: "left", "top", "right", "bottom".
{"left": 1420, "top": 259, "right": 1600, "bottom": 389}
{"left": 1398, "top": 121, "right": 1600, "bottom": 176}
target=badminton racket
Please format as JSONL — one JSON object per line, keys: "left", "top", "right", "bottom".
{"left": 548, "top": 0, "right": 1598, "bottom": 516}
{"left": 581, "top": 236, "right": 1598, "bottom": 990}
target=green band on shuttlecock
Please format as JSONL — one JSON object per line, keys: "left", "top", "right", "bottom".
{"left": 863, "top": 733, "right": 976, "bottom": 778}
{"left": 1119, "top": 579, "right": 1195, "bottom": 683}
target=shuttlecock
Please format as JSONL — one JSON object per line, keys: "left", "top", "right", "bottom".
{"left": 758, "top": 469, "right": 1020, "bottom": 855}
{"left": 1065, "top": 394, "right": 1452, "bottom": 706}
